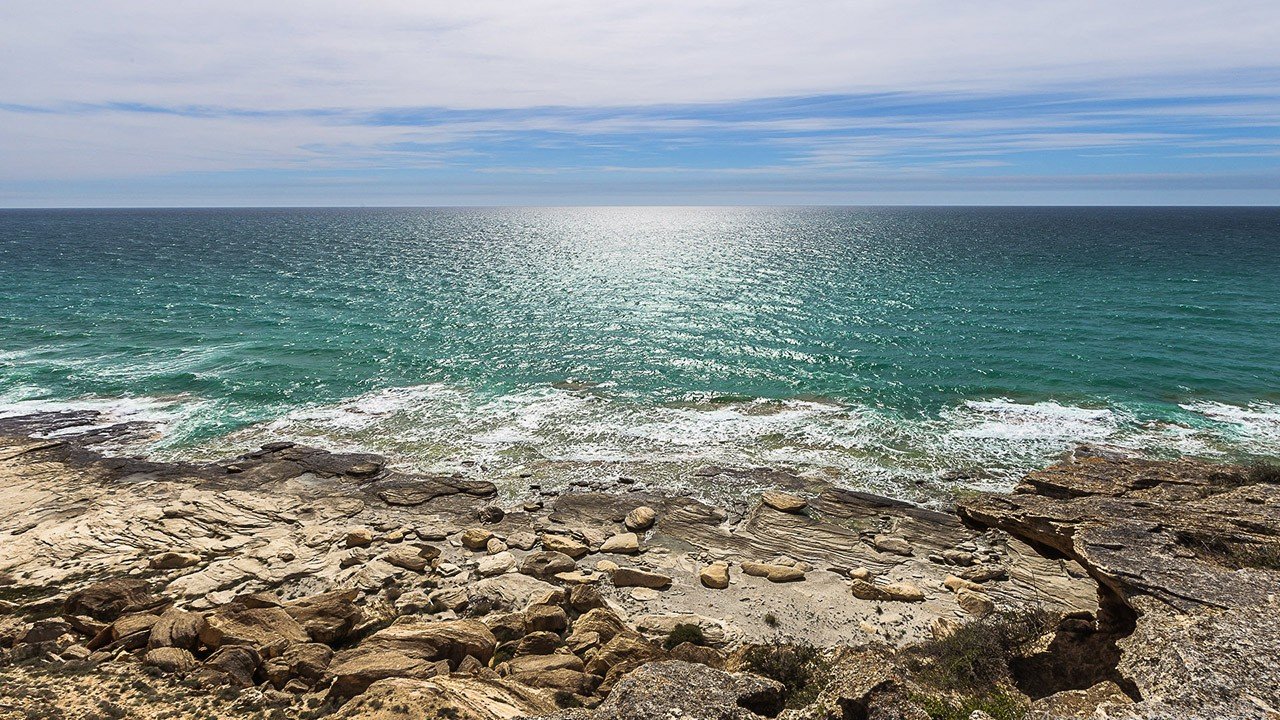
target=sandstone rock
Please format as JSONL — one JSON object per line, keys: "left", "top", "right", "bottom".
{"left": 955, "top": 588, "right": 995, "bottom": 617}
{"left": 385, "top": 545, "right": 439, "bottom": 573}
{"left": 960, "top": 565, "right": 1008, "bottom": 583}
{"left": 583, "top": 633, "right": 662, "bottom": 676}
{"left": 16, "top": 619, "right": 74, "bottom": 645}
{"left": 147, "top": 608, "right": 204, "bottom": 649}
{"left": 873, "top": 535, "right": 913, "bottom": 556}
{"left": 149, "top": 551, "right": 201, "bottom": 570}
{"left": 477, "top": 551, "right": 517, "bottom": 577}
{"left": 566, "top": 608, "right": 630, "bottom": 647}
{"left": 514, "top": 631, "right": 561, "bottom": 656}
{"left": 331, "top": 676, "right": 556, "bottom": 720}
{"left": 555, "top": 570, "right": 601, "bottom": 584}
{"left": 199, "top": 644, "right": 262, "bottom": 687}
{"left": 600, "top": 532, "right": 640, "bottom": 554}
{"left": 540, "top": 533, "right": 589, "bottom": 559}
{"left": 611, "top": 567, "right": 672, "bottom": 589}
{"left": 328, "top": 618, "right": 497, "bottom": 697}
{"left": 64, "top": 579, "right": 156, "bottom": 622}
{"left": 635, "top": 614, "right": 726, "bottom": 646}
{"left": 668, "top": 642, "right": 726, "bottom": 669}
{"left": 848, "top": 567, "right": 872, "bottom": 580}
{"left": 592, "top": 660, "right": 784, "bottom": 720}
{"left": 469, "top": 575, "right": 565, "bottom": 613}
{"left": 699, "top": 562, "right": 730, "bottom": 589}
{"left": 943, "top": 575, "right": 984, "bottom": 593}
{"left": 520, "top": 551, "right": 577, "bottom": 579}
{"left": 284, "top": 588, "right": 362, "bottom": 644}
{"left": 460, "top": 528, "right": 495, "bottom": 551}
{"left": 110, "top": 612, "right": 160, "bottom": 641}
{"left": 503, "top": 652, "right": 585, "bottom": 675}
{"left": 568, "top": 584, "right": 606, "bottom": 612}
{"left": 741, "top": 561, "right": 805, "bottom": 583}
{"left": 596, "top": 559, "right": 620, "bottom": 573}
{"left": 480, "top": 613, "right": 526, "bottom": 644}
{"left": 524, "top": 604, "right": 569, "bottom": 634}
{"left": 942, "top": 549, "right": 976, "bottom": 566}
{"left": 849, "top": 579, "right": 925, "bottom": 602}
{"left": 346, "top": 528, "right": 374, "bottom": 548}
{"left": 144, "top": 647, "right": 198, "bottom": 674}
{"left": 512, "top": 668, "right": 600, "bottom": 696}
{"left": 199, "top": 604, "right": 309, "bottom": 655}
{"left": 506, "top": 532, "right": 538, "bottom": 551}
{"left": 761, "top": 491, "right": 807, "bottom": 513}
{"left": 624, "top": 506, "right": 656, "bottom": 532}
{"left": 485, "top": 538, "right": 508, "bottom": 554}
{"left": 931, "top": 616, "right": 961, "bottom": 641}
{"left": 263, "top": 642, "right": 333, "bottom": 688}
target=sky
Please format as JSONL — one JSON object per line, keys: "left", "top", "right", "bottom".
{"left": 2, "top": 1, "right": 1280, "bottom": 206}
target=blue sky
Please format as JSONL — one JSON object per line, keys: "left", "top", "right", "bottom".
{"left": 3, "top": 1, "right": 1279, "bottom": 206}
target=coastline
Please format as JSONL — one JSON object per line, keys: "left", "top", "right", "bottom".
{"left": 0, "top": 409, "right": 1277, "bottom": 719}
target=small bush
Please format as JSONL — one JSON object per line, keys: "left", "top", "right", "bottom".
{"left": 664, "top": 623, "right": 706, "bottom": 650}
{"left": 763, "top": 613, "right": 778, "bottom": 627}
{"left": 741, "top": 641, "right": 826, "bottom": 708}
{"left": 915, "top": 608, "right": 1056, "bottom": 692}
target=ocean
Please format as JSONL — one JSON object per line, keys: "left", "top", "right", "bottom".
{"left": 1, "top": 206, "right": 1277, "bottom": 502}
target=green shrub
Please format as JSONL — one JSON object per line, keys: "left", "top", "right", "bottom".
{"left": 915, "top": 608, "right": 1055, "bottom": 692}
{"left": 914, "top": 690, "right": 1028, "bottom": 720}
{"left": 664, "top": 623, "right": 706, "bottom": 650}
{"left": 741, "top": 641, "right": 827, "bottom": 709}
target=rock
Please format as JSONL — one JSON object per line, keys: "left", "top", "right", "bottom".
{"left": 520, "top": 551, "right": 578, "bottom": 579}
{"left": 955, "top": 588, "right": 995, "bottom": 617}
{"left": 761, "top": 491, "right": 807, "bottom": 513}
{"left": 596, "top": 559, "right": 620, "bottom": 573}
{"left": 583, "top": 634, "right": 662, "bottom": 676}
{"left": 341, "top": 548, "right": 370, "bottom": 568}
{"left": 110, "top": 612, "right": 160, "bottom": 641}
{"left": 568, "top": 584, "right": 606, "bottom": 612}
{"left": 567, "top": 608, "right": 630, "bottom": 647}
{"left": 593, "top": 660, "right": 784, "bottom": 720}
{"left": 199, "top": 644, "right": 262, "bottom": 687}
{"left": 512, "top": 668, "right": 600, "bottom": 696}
{"left": 477, "top": 551, "right": 516, "bottom": 577}
{"left": 144, "top": 647, "right": 199, "bottom": 674}
{"left": 931, "top": 617, "right": 961, "bottom": 641}
{"left": 507, "top": 532, "right": 539, "bottom": 551}
{"left": 943, "top": 549, "right": 976, "bottom": 566}
{"left": 635, "top": 614, "right": 726, "bottom": 646}
{"left": 485, "top": 538, "right": 508, "bottom": 554}
{"left": 524, "top": 604, "right": 569, "bottom": 634}
{"left": 346, "top": 527, "right": 374, "bottom": 547}
{"left": 540, "top": 533, "right": 589, "bottom": 559}
{"left": 514, "top": 631, "right": 561, "bottom": 656}
{"left": 60, "top": 644, "right": 91, "bottom": 661}
{"left": 600, "top": 532, "right": 640, "bottom": 554}
{"left": 848, "top": 567, "right": 872, "bottom": 580}
{"left": 668, "top": 642, "right": 726, "bottom": 669}
{"left": 873, "top": 535, "right": 913, "bottom": 556}
{"left": 741, "top": 560, "right": 805, "bottom": 583}
{"left": 699, "top": 562, "right": 731, "bottom": 589}
{"left": 149, "top": 551, "right": 201, "bottom": 569}
{"left": 284, "top": 588, "right": 363, "bottom": 644}
{"left": 630, "top": 587, "right": 661, "bottom": 601}
{"left": 960, "top": 565, "right": 1008, "bottom": 583}
{"left": 263, "top": 642, "right": 333, "bottom": 688}
{"left": 555, "top": 570, "right": 602, "bottom": 584}
{"left": 460, "top": 528, "right": 495, "bottom": 551}
{"left": 331, "top": 676, "right": 556, "bottom": 720}
{"left": 503, "top": 653, "right": 585, "bottom": 675}
{"left": 611, "top": 567, "right": 672, "bottom": 589}
{"left": 16, "top": 619, "right": 74, "bottom": 645}
{"left": 328, "top": 618, "right": 498, "bottom": 697}
{"left": 64, "top": 579, "right": 156, "bottom": 622}
{"left": 199, "top": 604, "right": 309, "bottom": 655}
{"left": 148, "top": 608, "right": 204, "bottom": 649}
{"left": 849, "top": 579, "right": 925, "bottom": 602}
{"left": 624, "top": 506, "right": 657, "bottom": 532}
{"left": 470, "top": 575, "right": 565, "bottom": 613}
{"left": 481, "top": 613, "right": 526, "bottom": 644}
{"left": 385, "top": 545, "right": 439, "bottom": 573}
{"left": 476, "top": 506, "right": 505, "bottom": 524}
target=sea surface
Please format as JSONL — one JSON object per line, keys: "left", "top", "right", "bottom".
{"left": 1, "top": 207, "right": 1278, "bottom": 502}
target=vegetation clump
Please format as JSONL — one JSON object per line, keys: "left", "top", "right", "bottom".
{"left": 913, "top": 608, "right": 1055, "bottom": 692}
{"left": 741, "top": 640, "right": 828, "bottom": 709}
{"left": 664, "top": 623, "right": 706, "bottom": 650}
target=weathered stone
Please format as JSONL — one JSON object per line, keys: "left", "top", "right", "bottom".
{"left": 873, "top": 535, "right": 913, "bottom": 556}
{"left": 143, "top": 647, "right": 198, "bottom": 674}
{"left": 485, "top": 538, "right": 508, "bottom": 554}
{"left": 520, "top": 551, "right": 577, "bottom": 579}
{"left": 593, "top": 660, "right": 783, "bottom": 720}
{"left": 740, "top": 561, "right": 804, "bottom": 583}
{"left": 583, "top": 634, "right": 662, "bottom": 676}
{"left": 624, "top": 506, "right": 657, "bottom": 531}
{"left": 346, "top": 527, "right": 374, "bottom": 547}
{"left": 110, "top": 612, "right": 160, "bottom": 641}
{"left": 284, "top": 588, "right": 362, "bottom": 644}
{"left": 384, "top": 545, "right": 439, "bottom": 573}
{"left": 523, "top": 604, "right": 569, "bottom": 634}
{"left": 955, "top": 588, "right": 995, "bottom": 617}
{"left": 149, "top": 551, "right": 201, "bottom": 570}
{"left": 761, "top": 491, "right": 807, "bottom": 513}
{"left": 64, "top": 579, "right": 156, "bottom": 622}
{"left": 600, "top": 532, "right": 640, "bottom": 554}
{"left": 566, "top": 608, "right": 630, "bottom": 648}
{"left": 506, "top": 532, "right": 539, "bottom": 551}
{"left": 514, "top": 631, "right": 561, "bottom": 656}
{"left": 568, "top": 583, "right": 606, "bottom": 612}
{"left": 540, "top": 533, "right": 589, "bottom": 559}
{"left": 476, "top": 551, "right": 516, "bottom": 577}
{"left": 199, "top": 604, "right": 309, "bottom": 655}
{"left": 460, "top": 528, "right": 495, "bottom": 551}
{"left": 328, "top": 618, "right": 497, "bottom": 698}
{"left": 199, "top": 644, "right": 262, "bottom": 687}
{"left": 943, "top": 575, "right": 984, "bottom": 593}
{"left": 263, "top": 642, "right": 333, "bottom": 688}
{"left": 942, "top": 549, "right": 976, "bottom": 567}
{"left": 699, "top": 561, "right": 731, "bottom": 589}
{"left": 611, "top": 567, "right": 672, "bottom": 589}
{"left": 332, "top": 676, "right": 556, "bottom": 720}
{"left": 668, "top": 642, "right": 726, "bottom": 669}
{"left": 849, "top": 579, "right": 925, "bottom": 602}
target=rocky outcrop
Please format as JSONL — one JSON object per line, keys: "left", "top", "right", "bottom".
{"left": 584, "top": 661, "right": 784, "bottom": 720}
{"left": 958, "top": 448, "right": 1280, "bottom": 720}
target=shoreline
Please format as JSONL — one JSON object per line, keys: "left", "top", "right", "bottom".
{"left": 0, "top": 409, "right": 1277, "bottom": 719}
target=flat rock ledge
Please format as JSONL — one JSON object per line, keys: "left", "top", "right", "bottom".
{"left": 0, "top": 413, "right": 1274, "bottom": 720}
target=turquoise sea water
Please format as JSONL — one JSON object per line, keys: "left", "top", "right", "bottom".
{"left": 1, "top": 207, "right": 1277, "bottom": 500}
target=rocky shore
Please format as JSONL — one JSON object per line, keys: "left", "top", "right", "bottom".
{"left": 0, "top": 410, "right": 1277, "bottom": 720}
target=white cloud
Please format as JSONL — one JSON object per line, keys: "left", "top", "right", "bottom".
{"left": 2, "top": 0, "right": 1278, "bottom": 109}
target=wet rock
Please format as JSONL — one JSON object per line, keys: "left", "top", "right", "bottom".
{"left": 611, "top": 567, "right": 672, "bottom": 589}
{"left": 624, "top": 506, "right": 656, "bottom": 532}
{"left": 761, "top": 491, "right": 807, "bottom": 513}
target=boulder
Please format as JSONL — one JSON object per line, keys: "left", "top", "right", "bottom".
{"left": 460, "top": 528, "right": 495, "bottom": 551}
{"left": 600, "top": 532, "right": 640, "bottom": 555}
{"left": 668, "top": 642, "right": 726, "bottom": 669}
{"left": 476, "top": 551, "right": 516, "bottom": 577}
{"left": 566, "top": 608, "right": 630, "bottom": 647}
{"left": 284, "top": 588, "right": 362, "bottom": 644}
{"left": 520, "top": 551, "right": 578, "bottom": 579}
{"left": 110, "top": 612, "right": 160, "bottom": 642}
{"left": 503, "top": 653, "right": 585, "bottom": 675}
{"left": 263, "top": 642, "right": 334, "bottom": 688}
{"left": 511, "top": 668, "right": 600, "bottom": 696}
{"left": 199, "top": 604, "right": 309, "bottom": 655}
{"left": 149, "top": 552, "right": 201, "bottom": 570}
{"left": 740, "top": 561, "right": 804, "bottom": 583}
{"left": 64, "top": 579, "right": 156, "bottom": 622}
{"left": 568, "top": 584, "right": 607, "bottom": 612}
{"left": 198, "top": 644, "right": 262, "bottom": 687}
{"left": 523, "top": 604, "right": 569, "bottom": 635}
{"left": 761, "top": 491, "right": 807, "bottom": 513}
{"left": 507, "top": 532, "right": 539, "bottom": 551}
{"left": 699, "top": 562, "right": 731, "bottom": 589}
{"left": 624, "top": 506, "right": 656, "bottom": 532}
{"left": 328, "top": 618, "right": 497, "bottom": 698}
{"left": 331, "top": 676, "right": 556, "bottom": 720}
{"left": 144, "top": 647, "right": 199, "bottom": 674}
{"left": 540, "top": 533, "right": 589, "bottom": 559}
{"left": 955, "top": 588, "right": 995, "bottom": 617}
{"left": 148, "top": 608, "right": 205, "bottom": 649}
{"left": 849, "top": 579, "right": 925, "bottom": 602}
{"left": 385, "top": 545, "right": 439, "bottom": 573}
{"left": 872, "top": 535, "right": 913, "bottom": 556}
{"left": 591, "top": 660, "right": 783, "bottom": 720}
{"left": 583, "top": 634, "right": 662, "bottom": 676}
{"left": 943, "top": 575, "right": 984, "bottom": 593}
{"left": 611, "top": 567, "right": 671, "bottom": 589}
{"left": 346, "top": 528, "right": 374, "bottom": 548}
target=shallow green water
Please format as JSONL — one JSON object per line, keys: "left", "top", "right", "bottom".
{"left": 1, "top": 207, "right": 1277, "bottom": 499}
